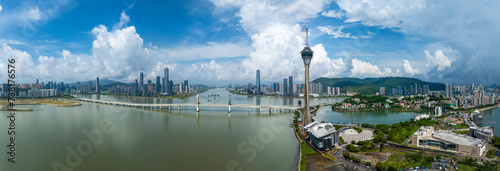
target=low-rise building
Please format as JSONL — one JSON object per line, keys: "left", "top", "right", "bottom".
{"left": 412, "top": 114, "right": 430, "bottom": 121}
{"left": 308, "top": 123, "right": 337, "bottom": 151}
{"left": 469, "top": 126, "right": 494, "bottom": 141}
{"left": 411, "top": 126, "right": 486, "bottom": 156}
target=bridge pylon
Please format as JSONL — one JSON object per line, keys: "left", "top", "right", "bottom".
{"left": 228, "top": 95, "right": 231, "bottom": 113}
{"left": 196, "top": 94, "right": 200, "bottom": 112}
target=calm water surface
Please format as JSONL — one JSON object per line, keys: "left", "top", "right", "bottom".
{"left": 9, "top": 89, "right": 498, "bottom": 170}
{"left": 0, "top": 88, "right": 342, "bottom": 171}
{"left": 479, "top": 108, "right": 500, "bottom": 136}
{"left": 314, "top": 106, "right": 422, "bottom": 125}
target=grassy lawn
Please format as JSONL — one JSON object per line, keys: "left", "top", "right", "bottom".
{"left": 302, "top": 141, "right": 318, "bottom": 155}
{"left": 300, "top": 141, "right": 318, "bottom": 171}
{"left": 377, "top": 149, "right": 433, "bottom": 170}
{"left": 457, "top": 164, "right": 477, "bottom": 171}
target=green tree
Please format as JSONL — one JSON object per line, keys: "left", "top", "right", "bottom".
{"left": 486, "top": 149, "right": 496, "bottom": 158}
{"left": 376, "top": 162, "right": 385, "bottom": 171}
{"left": 492, "top": 137, "right": 500, "bottom": 148}
{"left": 366, "top": 162, "right": 372, "bottom": 167}
{"left": 343, "top": 151, "right": 350, "bottom": 158}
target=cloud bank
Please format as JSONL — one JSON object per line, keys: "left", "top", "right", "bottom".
{"left": 2, "top": 0, "right": 499, "bottom": 85}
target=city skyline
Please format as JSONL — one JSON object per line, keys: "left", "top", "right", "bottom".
{"left": 1, "top": 1, "right": 500, "bottom": 85}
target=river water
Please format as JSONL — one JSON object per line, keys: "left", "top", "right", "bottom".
{"left": 2, "top": 88, "right": 497, "bottom": 170}
{"left": 478, "top": 108, "right": 500, "bottom": 136}
{"left": 314, "top": 106, "right": 423, "bottom": 125}
{"left": 0, "top": 88, "right": 340, "bottom": 171}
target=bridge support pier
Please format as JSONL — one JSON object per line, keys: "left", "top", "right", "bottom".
{"left": 228, "top": 105, "right": 231, "bottom": 113}
{"left": 178, "top": 105, "right": 181, "bottom": 112}
{"left": 249, "top": 107, "right": 251, "bottom": 113}
{"left": 259, "top": 108, "right": 261, "bottom": 113}
{"left": 280, "top": 108, "right": 282, "bottom": 113}
{"left": 269, "top": 108, "right": 272, "bottom": 114}
{"left": 196, "top": 94, "right": 200, "bottom": 112}
{"left": 143, "top": 106, "right": 145, "bottom": 109}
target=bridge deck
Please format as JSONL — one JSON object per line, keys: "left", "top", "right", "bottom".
{"left": 74, "top": 98, "right": 300, "bottom": 110}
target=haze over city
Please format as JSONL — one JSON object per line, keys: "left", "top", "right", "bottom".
{"left": 0, "top": 0, "right": 499, "bottom": 85}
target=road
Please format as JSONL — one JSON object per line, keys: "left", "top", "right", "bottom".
{"left": 333, "top": 144, "right": 373, "bottom": 171}
{"left": 464, "top": 113, "right": 477, "bottom": 128}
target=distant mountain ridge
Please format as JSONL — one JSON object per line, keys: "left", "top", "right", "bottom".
{"left": 312, "top": 77, "right": 445, "bottom": 95}
{"left": 67, "top": 79, "right": 123, "bottom": 87}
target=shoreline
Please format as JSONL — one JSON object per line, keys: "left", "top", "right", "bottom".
{"left": 332, "top": 108, "right": 431, "bottom": 113}
{"left": 228, "top": 90, "right": 350, "bottom": 98}
{"left": 0, "top": 99, "right": 81, "bottom": 107}
{"left": 75, "top": 87, "right": 214, "bottom": 100}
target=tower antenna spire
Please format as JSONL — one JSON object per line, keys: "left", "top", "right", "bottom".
{"left": 306, "top": 22, "right": 309, "bottom": 46}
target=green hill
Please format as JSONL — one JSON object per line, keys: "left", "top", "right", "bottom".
{"left": 312, "top": 77, "right": 445, "bottom": 95}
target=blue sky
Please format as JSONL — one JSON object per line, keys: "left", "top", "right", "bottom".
{"left": 1, "top": 0, "right": 499, "bottom": 86}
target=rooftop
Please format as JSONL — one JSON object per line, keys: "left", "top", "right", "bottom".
{"left": 309, "top": 123, "right": 337, "bottom": 138}
{"left": 304, "top": 121, "right": 318, "bottom": 130}
{"left": 433, "top": 130, "right": 486, "bottom": 147}
{"left": 413, "top": 126, "right": 433, "bottom": 136}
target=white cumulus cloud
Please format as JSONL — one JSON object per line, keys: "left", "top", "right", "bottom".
{"left": 335, "top": 0, "right": 500, "bottom": 84}
{"left": 321, "top": 10, "right": 344, "bottom": 18}
{"left": 317, "top": 25, "right": 356, "bottom": 39}
{"left": 24, "top": 6, "right": 42, "bottom": 21}
{"left": 113, "top": 11, "right": 130, "bottom": 30}
{"left": 402, "top": 60, "right": 418, "bottom": 75}
{"left": 91, "top": 24, "right": 151, "bottom": 81}
{"left": 0, "top": 43, "right": 36, "bottom": 81}
{"left": 425, "top": 50, "right": 451, "bottom": 71}
{"left": 350, "top": 58, "right": 393, "bottom": 78}
{"left": 336, "top": 0, "right": 426, "bottom": 28}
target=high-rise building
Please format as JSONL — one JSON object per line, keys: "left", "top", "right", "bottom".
{"left": 36, "top": 79, "right": 39, "bottom": 84}
{"left": 148, "top": 80, "right": 153, "bottom": 96}
{"left": 96, "top": 77, "right": 100, "bottom": 94}
{"left": 88, "top": 81, "right": 92, "bottom": 93}
{"left": 288, "top": 76, "right": 293, "bottom": 96}
{"left": 445, "top": 83, "right": 453, "bottom": 98}
{"left": 380, "top": 87, "right": 385, "bottom": 95}
{"left": 184, "top": 80, "right": 189, "bottom": 92}
{"left": 336, "top": 87, "right": 340, "bottom": 95}
{"left": 256, "top": 70, "right": 261, "bottom": 95}
{"left": 134, "top": 79, "right": 138, "bottom": 95}
{"left": 140, "top": 72, "right": 144, "bottom": 87}
{"left": 156, "top": 76, "right": 161, "bottom": 93}
{"left": 423, "top": 85, "right": 430, "bottom": 95}
{"left": 164, "top": 67, "right": 169, "bottom": 94}
{"left": 283, "top": 78, "right": 288, "bottom": 96}
{"left": 414, "top": 83, "right": 418, "bottom": 95}
{"left": 273, "top": 83, "right": 279, "bottom": 93}
{"left": 168, "top": 80, "right": 173, "bottom": 95}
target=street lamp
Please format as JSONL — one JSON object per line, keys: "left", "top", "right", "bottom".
{"left": 301, "top": 23, "right": 313, "bottom": 125}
